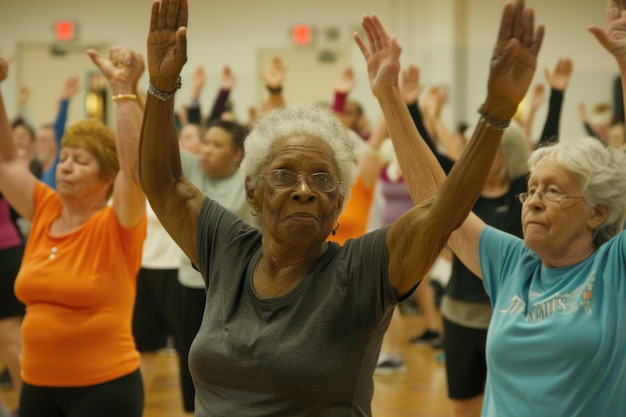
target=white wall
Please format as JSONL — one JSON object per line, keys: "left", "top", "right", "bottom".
{"left": 0, "top": 0, "right": 619, "bottom": 141}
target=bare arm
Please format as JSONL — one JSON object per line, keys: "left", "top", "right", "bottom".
{"left": 0, "top": 57, "right": 37, "bottom": 220}
{"left": 87, "top": 46, "right": 146, "bottom": 228}
{"left": 355, "top": 0, "right": 543, "bottom": 296}
{"left": 588, "top": 0, "right": 626, "bottom": 125}
{"left": 139, "top": 0, "right": 204, "bottom": 266}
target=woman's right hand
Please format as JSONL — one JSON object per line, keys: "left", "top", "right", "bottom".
{"left": 147, "top": 0, "right": 188, "bottom": 92}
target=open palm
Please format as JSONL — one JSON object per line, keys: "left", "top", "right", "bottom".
{"left": 147, "top": 0, "right": 188, "bottom": 92}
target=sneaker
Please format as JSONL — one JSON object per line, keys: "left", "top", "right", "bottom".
{"left": 408, "top": 329, "right": 441, "bottom": 345}
{"left": 375, "top": 356, "right": 408, "bottom": 375}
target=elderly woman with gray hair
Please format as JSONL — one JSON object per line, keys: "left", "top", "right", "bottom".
{"left": 138, "top": 0, "right": 542, "bottom": 414}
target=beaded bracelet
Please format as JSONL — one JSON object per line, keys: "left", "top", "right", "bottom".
{"left": 147, "top": 76, "right": 182, "bottom": 101}
{"left": 478, "top": 105, "right": 510, "bottom": 130}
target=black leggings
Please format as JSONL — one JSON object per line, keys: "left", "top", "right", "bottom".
{"left": 19, "top": 369, "right": 143, "bottom": 417}
{"left": 179, "top": 285, "right": 206, "bottom": 413}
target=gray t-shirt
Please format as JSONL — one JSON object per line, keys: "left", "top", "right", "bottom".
{"left": 190, "top": 197, "right": 402, "bottom": 416}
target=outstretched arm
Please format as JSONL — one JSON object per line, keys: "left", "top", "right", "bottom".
{"left": 261, "top": 56, "right": 286, "bottom": 109}
{"left": 355, "top": 0, "right": 543, "bottom": 294}
{"left": 207, "top": 65, "right": 234, "bottom": 123}
{"left": 332, "top": 66, "right": 355, "bottom": 115}
{"left": 0, "top": 57, "right": 38, "bottom": 220}
{"left": 588, "top": 0, "right": 626, "bottom": 125}
{"left": 139, "top": 0, "right": 204, "bottom": 266}
{"left": 535, "top": 57, "right": 573, "bottom": 147}
{"left": 87, "top": 46, "right": 146, "bottom": 228}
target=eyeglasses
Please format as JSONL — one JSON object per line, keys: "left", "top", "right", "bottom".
{"left": 258, "top": 169, "right": 342, "bottom": 193}
{"left": 517, "top": 190, "right": 584, "bottom": 206}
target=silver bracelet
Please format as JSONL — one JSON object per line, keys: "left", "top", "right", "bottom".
{"left": 147, "top": 76, "right": 182, "bottom": 101}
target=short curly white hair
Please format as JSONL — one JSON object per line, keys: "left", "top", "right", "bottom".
{"left": 529, "top": 136, "right": 626, "bottom": 246}
{"left": 241, "top": 104, "right": 357, "bottom": 202}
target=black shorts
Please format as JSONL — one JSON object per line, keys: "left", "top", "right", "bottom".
{"left": 0, "top": 245, "right": 25, "bottom": 319}
{"left": 442, "top": 317, "right": 488, "bottom": 399}
{"left": 132, "top": 268, "right": 181, "bottom": 352}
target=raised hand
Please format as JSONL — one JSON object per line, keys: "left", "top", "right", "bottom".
{"left": 87, "top": 46, "right": 145, "bottom": 95}
{"left": 220, "top": 65, "right": 235, "bottom": 90}
{"left": 400, "top": 65, "right": 423, "bottom": 104}
{"left": 147, "top": 0, "right": 188, "bottom": 92}
{"left": 482, "top": 0, "right": 544, "bottom": 122}
{"left": 335, "top": 66, "right": 355, "bottom": 94}
{"left": 0, "top": 57, "right": 7, "bottom": 82}
{"left": 544, "top": 57, "right": 573, "bottom": 91}
{"left": 354, "top": 14, "right": 402, "bottom": 98}
{"left": 529, "top": 83, "right": 546, "bottom": 111}
{"left": 191, "top": 66, "right": 206, "bottom": 98}
{"left": 589, "top": 0, "right": 626, "bottom": 65}
{"left": 62, "top": 76, "right": 81, "bottom": 99}
{"left": 261, "top": 56, "right": 286, "bottom": 89}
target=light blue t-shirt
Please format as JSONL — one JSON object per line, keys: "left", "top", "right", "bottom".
{"left": 479, "top": 226, "right": 626, "bottom": 417}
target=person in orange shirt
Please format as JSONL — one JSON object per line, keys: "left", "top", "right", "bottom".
{"left": 0, "top": 46, "right": 147, "bottom": 417}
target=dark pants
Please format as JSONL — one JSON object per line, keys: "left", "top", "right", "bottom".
{"left": 19, "top": 370, "right": 143, "bottom": 417}
{"left": 178, "top": 285, "right": 206, "bottom": 413}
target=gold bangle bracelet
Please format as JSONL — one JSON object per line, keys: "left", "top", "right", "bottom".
{"left": 112, "top": 93, "right": 138, "bottom": 101}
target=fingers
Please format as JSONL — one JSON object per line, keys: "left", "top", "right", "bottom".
{"left": 511, "top": 0, "right": 525, "bottom": 41}
{"left": 353, "top": 32, "right": 370, "bottom": 61}
{"left": 155, "top": 0, "right": 187, "bottom": 31}
{"left": 521, "top": 8, "right": 534, "bottom": 47}
{"left": 557, "top": 57, "right": 573, "bottom": 76}
{"left": 149, "top": 0, "right": 159, "bottom": 33}
{"left": 0, "top": 58, "right": 8, "bottom": 82}
{"left": 87, "top": 49, "right": 105, "bottom": 68}
{"left": 588, "top": 25, "right": 612, "bottom": 52}
{"left": 495, "top": 2, "right": 514, "bottom": 46}
{"left": 529, "top": 24, "right": 545, "bottom": 56}
{"left": 167, "top": 0, "right": 180, "bottom": 29}
{"left": 178, "top": 0, "right": 189, "bottom": 29}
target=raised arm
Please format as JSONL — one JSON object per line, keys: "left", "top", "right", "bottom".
{"left": 186, "top": 66, "right": 206, "bottom": 125}
{"left": 332, "top": 66, "right": 355, "bottom": 115}
{"left": 401, "top": 65, "right": 455, "bottom": 173}
{"left": 41, "top": 75, "right": 80, "bottom": 188}
{"left": 588, "top": 0, "right": 626, "bottom": 125}
{"left": 139, "top": 0, "right": 204, "bottom": 265}
{"left": 207, "top": 65, "right": 234, "bottom": 123}
{"left": 0, "top": 57, "right": 38, "bottom": 221}
{"left": 535, "top": 57, "right": 573, "bottom": 147}
{"left": 87, "top": 46, "right": 146, "bottom": 228}
{"left": 260, "top": 56, "right": 286, "bottom": 109}
{"left": 356, "top": 0, "right": 543, "bottom": 294}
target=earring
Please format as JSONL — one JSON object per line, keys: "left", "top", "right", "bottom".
{"left": 331, "top": 219, "right": 340, "bottom": 236}
{"left": 250, "top": 207, "right": 259, "bottom": 216}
